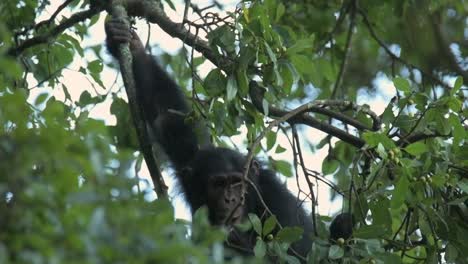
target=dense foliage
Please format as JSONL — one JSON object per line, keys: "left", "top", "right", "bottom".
{"left": 0, "top": 0, "right": 466, "bottom": 263}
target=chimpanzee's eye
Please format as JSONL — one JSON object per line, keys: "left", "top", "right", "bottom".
{"left": 211, "top": 177, "right": 225, "bottom": 188}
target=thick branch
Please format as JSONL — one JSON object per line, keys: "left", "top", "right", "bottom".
{"left": 249, "top": 82, "right": 366, "bottom": 148}
{"left": 398, "top": 132, "right": 451, "bottom": 146}
{"left": 121, "top": 0, "right": 231, "bottom": 68}
{"left": 310, "top": 107, "right": 371, "bottom": 131}
{"left": 109, "top": 3, "right": 167, "bottom": 198}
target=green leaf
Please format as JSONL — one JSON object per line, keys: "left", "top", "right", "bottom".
{"left": 363, "top": 132, "right": 396, "bottom": 149}
{"left": 262, "top": 215, "right": 277, "bottom": 236}
{"left": 236, "top": 68, "right": 249, "bottom": 96}
{"left": 284, "top": 255, "right": 301, "bottom": 264}
{"left": 322, "top": 158, "right": 339, "bottom": 175}
{"left": 290, "top": 54, "right": 314, "bottom": 79}
{"left": 266, "top": 130, "right": 277, "bottom": 151}
{"left": 249, "top": 214, "right": 263, "bottom": 235}
{"left": 239, "top": 46, "right": 257, "bottom": 68}
{"left": 90, "top": 72, "right": 105, "bottom": 89}
{"left": 286, "top": 36, "right": 314, "bottom": 56}
{"left": 308, "top": 241, "right": 329, "bottom": 262}
{"left": 451, "top": 76, "right": 463, "bottom": 96}
{"left": 317, "top": 58, "right": 334, "bottom": 82}
{"left": 391, "top": 174, "right": 409, "bottom": 209}
{"left": 278, "top": 63, "right": 295, "bottom": 94}
{"left": 263, "top": 42, "right": 283, "bottom": 86}
{"left": 404, "top": 142, "right": 428, "bottom": 157}
{"left": 78, "top": 91, "right": 102, "bottom": 107}
{"left": 79, "top": 91, "right": 93, "bottom": 106}
{"left": 273, "top": 160, "right": 293, "bottom": 177}
{"left": 275, "top": 145, "right": 286, "bottom": 154}
{"left": 34, "top": 93, "right": 49, "bottom": 106}
{"left": 328, "top": 245, "right": 344, "bottom": 259}
{"left": 276, "top": 226, "right": 303, "bottom": 243}
{"left": 448, "top": 97, "right": 462, "bottom": 112}
{"left": 375, "top": 252, "right": 403, "bottom": 264}
{"left": 354, "top": 225, "right": 388, "bottom": 239}
{"left": 254, "top": 240, "right": 266, "bottom": 258}
{"left": 449, "top": 113, "right": 465, "bottom": 146}
{"left": 52, "top": 44, "right": 74, "bottom": 69}
{"left": 393, "top": 77, "right": 411, "bottom": 95}
{"left": 445, "top": 243, "right": 459, "bottom": 262}
{"left": 62, "top": 84, "right": 71, "bottom": 101}
{"left": 88, "top": 60, "right": 103, "bottom": 73}
{"left": 59, "top": 33, "right": 84, "bottom": 56}
{"left": 204, "top": 69, "right": 226, "bottom": 97}
{"left": 207, "top": 25, "right": 236, "bottom": 54}
{"left": 275, "top": 3, "right": 285, "bottom": 22}
{"left": 428, "top": 108, "right": 451, "bottom": 135}
{"left": 369, "top": 198, "right": 392, "bottom": 231}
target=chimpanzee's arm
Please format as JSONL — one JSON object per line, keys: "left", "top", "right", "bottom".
{"left": 134, "top": 51, "right": 200, "bottom": 168}
{"left": 105, "top": 19, "right": 200, "bottom": 168}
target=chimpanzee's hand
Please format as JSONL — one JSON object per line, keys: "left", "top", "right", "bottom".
{"left": 105, "top": 18, "right": 144, "bottom": 58}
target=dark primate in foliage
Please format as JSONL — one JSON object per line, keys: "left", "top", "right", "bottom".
{"left": 329, "top": 213, "right": 353, "bottom": 242}
{"left": 105, "top": 18, "right": 352, "bottom": 258}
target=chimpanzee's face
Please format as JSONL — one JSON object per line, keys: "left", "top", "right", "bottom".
{"left": 206, "top": 171, "right": 246, "bottom": 225}
{"left": 189, "top": 147, "right": 259, "bottom": 226}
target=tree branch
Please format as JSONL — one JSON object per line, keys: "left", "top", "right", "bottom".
{"left": 358, "top": 7, "right": 453, "bottom": 91}
{"left": 108, "top": 2, "right": 167, "bottom": 198}
{"left": 249, "top": 81, "right": 366, "bottom": 148}
{"left": 118, "top": 1, "right": 370, "bottom": 147}
{"left": 117, "top": 0, "right": 375, "bottom": 146}
{"left": 8, "top": 8, "right": 101, "bottom": 57}
{"left": 121, "top": 0, "right": 232, "bottom": 69}
{"left": 14, "top": 0, "right": 75, "bottom": 39}
{"left": 331, "top": 0, "right": 356, "bottom": 98}
{"left": 399, "top": 132, "right": 451, "bottom": 146}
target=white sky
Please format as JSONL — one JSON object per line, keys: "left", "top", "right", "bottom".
{"left": 29, "top": 0, "right": 399, "bottom": 222}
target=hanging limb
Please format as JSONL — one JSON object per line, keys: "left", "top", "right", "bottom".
{"left": 108, "top": 2, "right": 167, "bottom": 198}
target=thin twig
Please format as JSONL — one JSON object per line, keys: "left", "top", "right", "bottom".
{"left": 14, "top": 0, "right": 75, "bottom": 38}
{"left": 292, "top": 126, "right": 318, "bottom": 236}
{"left": 331, "top": 0, "right": 356, "bottom": 98}
{"left": 8, "top": 8, "right": 101, "bottom": 56}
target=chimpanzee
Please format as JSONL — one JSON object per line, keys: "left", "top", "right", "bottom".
{"left": 105, "top": 18, "right": 352, "bottom": 259}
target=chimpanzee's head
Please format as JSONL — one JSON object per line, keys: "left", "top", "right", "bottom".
{"left": 182, "top": 147, "right": 259, "bottom": 226}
